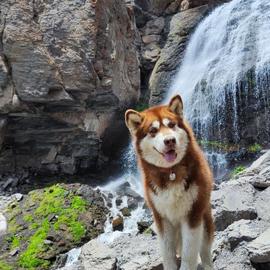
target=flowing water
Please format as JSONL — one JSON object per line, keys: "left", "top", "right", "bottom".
{"left": 63, "top": 0, "right": 270, "bottom": 266}
{"left": 167, "top": 0, "right": 270, "bottom": 177}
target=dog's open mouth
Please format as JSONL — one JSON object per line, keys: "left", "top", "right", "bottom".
{"left": 154, "top": 147, "right": 177, "bottom": 163}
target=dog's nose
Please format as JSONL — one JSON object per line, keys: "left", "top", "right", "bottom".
{"left": 164, "top": 137, "right": 176, "bottom": 147}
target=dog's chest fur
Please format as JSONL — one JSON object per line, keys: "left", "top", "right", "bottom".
{"left": 150, "top": 181, "right": 198, "bottom": 226}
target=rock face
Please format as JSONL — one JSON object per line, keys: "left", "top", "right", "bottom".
{"left": 62, "top": 150, "right": 270, "bottom": 270}
{"left": 149, "top": 5, "right": 208, "bottom": 105}
{"left": 0, "top": 0, "right": 140, "bottom": 175}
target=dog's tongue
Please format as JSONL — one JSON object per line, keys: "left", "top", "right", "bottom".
{"left": 164, "top": 150, "right": 177, "bottom": 163}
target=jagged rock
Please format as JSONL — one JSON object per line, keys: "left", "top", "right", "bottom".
{"left": 212, "top": 181, "right": 257, "bottom": 231}
{"left": 149, "top": 5, "right": 209, "bottom": 105}
{"left": 79, "top": 234, "right": 162, "bottom": 270}
{"left": 0, "top": 0, "right": 140, "bottom": 175}
{"left": 247, "top": 228, "right": 270, "bottom": 266}
{"left": 254, "top": 187, "right": 270, "bottom": 223}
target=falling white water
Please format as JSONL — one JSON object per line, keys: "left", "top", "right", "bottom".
{"left": 63, "top": 0, "right": 270, "bottom": 266}
{"left": 166, "top": 0, "right": 270, "bottom": 177}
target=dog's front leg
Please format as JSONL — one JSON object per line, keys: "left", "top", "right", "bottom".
{"left": 157, "top": 219, "right": 178, "bottom": 270}
{"left": 180, "top": 221, "right": 203, "bottom": 270}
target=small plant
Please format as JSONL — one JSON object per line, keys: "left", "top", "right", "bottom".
{"left": 135, "top": 102, "right": 148, "bottom": 112}
{"left": 248, "top": 143, "right": 262, "bottom": 153}
{"left": 231, "top": 165, "right": 246, "bottom": 176}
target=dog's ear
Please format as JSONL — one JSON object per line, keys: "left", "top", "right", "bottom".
{"left": 168, "top": 95, "right": 183, "bottom": 118}
{"left": 125, "top": 109, "right": 143, "bottom": 133}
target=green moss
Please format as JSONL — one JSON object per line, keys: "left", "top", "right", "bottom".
{"left": 19, "top": 220, "right": 50, "bottom": 269}
{"left": 0, "top": 260, "right": 12, "bottom": 270}
{"left": 10, "top": 235, "right": 20, "bottom": 250}
{"left": 231, "top": 165, "right": 246, "bottom": 176}
{"left": 23, "top": 214, "right": 34, "bottom": 223}
{"left": 35, "top": 185, "right": 66, "bottom": 217}
{"left": 5, "top": 184, "right": 90, "bottom": 269}
{"left": 248, "top": 143, "right": 262, "bottom": 153}
{"left": 198, "top": 140, "right": 240, "bottom": 152}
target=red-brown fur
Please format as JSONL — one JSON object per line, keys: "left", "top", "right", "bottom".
{"left": 127, "top": 104, "right": 214, "bottom": 240}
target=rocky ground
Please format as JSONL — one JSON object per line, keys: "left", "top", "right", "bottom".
{"left": 54, "top": 150, "right": 270, "bottom": 270}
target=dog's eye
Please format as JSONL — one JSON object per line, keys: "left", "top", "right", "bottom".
{"left": 168, "top": 122, "right": 176, "bottom": 128}
{"left": 149, "top": 127, "right": 158, "bottom": 135}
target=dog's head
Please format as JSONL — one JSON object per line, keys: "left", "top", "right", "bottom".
{"left": 125, "top": 95, "right": 189, "bottom": 168}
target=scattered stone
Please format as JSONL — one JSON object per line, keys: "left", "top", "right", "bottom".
{"left": 120, "top": 207, "right": 131, "bottom": 217}
{"left": 137, "top": 221, "right": 152, "bottom": 233}
{"left": 115, "top": 197, "right": 123, "bottom": 206}
{"left": 142, "top": 35, "right": 161, "bottom": 44}
{"left": 9, "top": 248, "right": 19, "bottom": 256}
{"left": 112, "top": 215, "right": 124, "bottom": 231}
{"left": 44, "top": 239, "right": 53, "bottom": 245}
{"left": 14, "top": 193, "right": 23, "bottom": 202}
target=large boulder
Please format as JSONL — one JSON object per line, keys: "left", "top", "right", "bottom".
{"left": 0, "top": 0, "right": 140, "bottom": 175}
{"left": 0, "top": 183, "right": 108, "bottom": 269}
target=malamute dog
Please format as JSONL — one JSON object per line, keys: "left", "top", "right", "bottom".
{"left": 125, "top": 95, "right": 214, "bottom": 270}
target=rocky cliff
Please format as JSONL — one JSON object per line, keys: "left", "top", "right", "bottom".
{"left": 0, "top": 0, "right": 232, "bottom": 176}
{"left": 0, "top": 0, "right": 140, "bottom": 175}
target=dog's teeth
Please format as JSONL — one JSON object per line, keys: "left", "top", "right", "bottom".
{"left": 169, "top": 173, "right": 176, "bottom": 181}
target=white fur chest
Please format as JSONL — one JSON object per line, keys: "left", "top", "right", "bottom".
{"left": 150, "top": 182, "right": 198, "bottom": 226}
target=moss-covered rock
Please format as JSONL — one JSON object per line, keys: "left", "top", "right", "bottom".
{"left": 0, "top": 183, "right": 108, "bottom": 269}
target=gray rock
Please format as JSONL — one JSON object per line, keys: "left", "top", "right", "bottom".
{"left": 212, "top": 181, "right": 257, "bottom": 231}
{"left": 149, "top": 5, "right": 209, "bottom": 104}
{"left": 0, "top": 0, "right": 140, "bottom": 175}
{"left": 247, "top": 228, "right": 270, "bottom": 264}
{"left": 254, "top": 187, "right": 270, "bottom": 222}
{"left": 79, "top": 234, "right": 162, "bottom": 270}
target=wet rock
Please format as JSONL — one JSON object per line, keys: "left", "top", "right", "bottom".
{"left": 112, "top": 215, "right": 124, "bottom": 231}
{"left": 137, "top": 221, "right": 152, "bottom": 233}
{"left": 121, "top": 207, "right": 131, "bottom": 217}
{"left": 115, "top": 197, "right": 123, "bottom": 206}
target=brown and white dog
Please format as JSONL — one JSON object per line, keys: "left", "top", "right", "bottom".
{"left": 125, "top": 95, "right": 214, "bottom": 270}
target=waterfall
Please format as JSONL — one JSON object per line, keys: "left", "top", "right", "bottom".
{"left": 166, "top": 0, "right": 270, "bottom": 177}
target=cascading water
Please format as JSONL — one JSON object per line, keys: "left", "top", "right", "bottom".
{"left": 62, "top": 0, "right": 270, "bottom": 267}
{"left": 167, "top": 0, "right": 270, "bottom": 178}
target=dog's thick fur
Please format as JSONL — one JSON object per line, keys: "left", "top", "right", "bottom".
{"left": 125, "top": 95, "right": 214, "bottom": 270}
